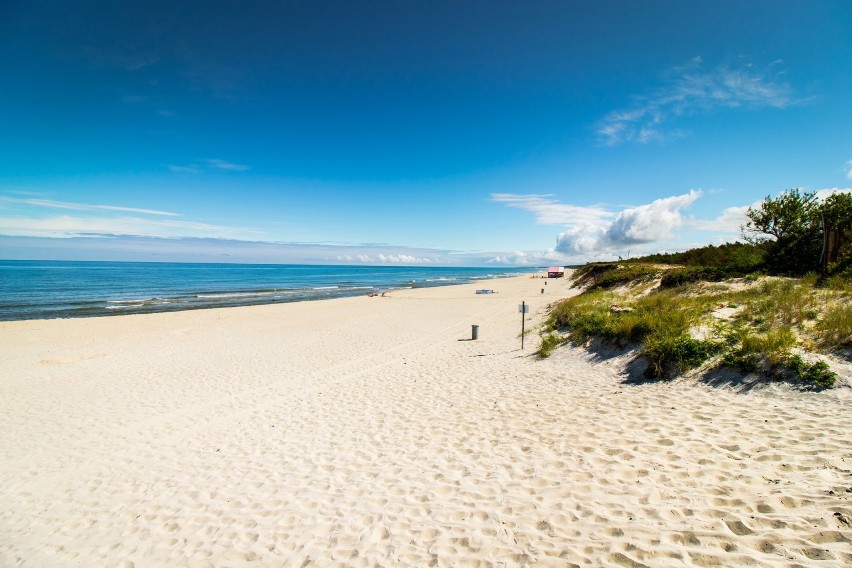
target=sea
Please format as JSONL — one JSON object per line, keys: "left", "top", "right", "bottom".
{"left": 0, "top": 260, "right": 535, "bottom": 321}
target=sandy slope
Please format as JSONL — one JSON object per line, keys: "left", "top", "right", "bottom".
{"left": 1, "top": 274, "right": 850, "bottom": 567}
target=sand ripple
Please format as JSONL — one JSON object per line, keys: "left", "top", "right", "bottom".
{"left": 1, "top": 275, "right": 850, "bottom": 566}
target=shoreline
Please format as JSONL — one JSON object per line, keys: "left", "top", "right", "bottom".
{"left": 0, "top": 261, "right": 537, "bottom": 322}
{"left": 2, "top": 272, "right": 850, "bottom": 566}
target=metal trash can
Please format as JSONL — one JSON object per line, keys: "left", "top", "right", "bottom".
{"left": 471, "top": 325, "right": 479, "bottom": 340}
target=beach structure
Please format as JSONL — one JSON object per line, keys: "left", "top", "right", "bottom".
{"left": 547, "top": 266, "right": 564, "bottom": 278}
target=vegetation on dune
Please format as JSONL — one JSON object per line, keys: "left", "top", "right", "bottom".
{"left": 624, "top": 188, "right": 852, "bottom": 279}
{"left": 742, "top": 189, "right": 852, "bottom": 277}
{"left": 541, "top": 275, "right": 845, "bottom": 387}
{"left": 571, "top": 263, "right": 660, "bottom": 290}
{"left": 626, "top": 241, "right": 766, "bottom": 273}
{"left": 538, "top": 189, "right": 851, "bottom": 388}
{"left": 815, "top": 303, "right": 852, "bottom": 351}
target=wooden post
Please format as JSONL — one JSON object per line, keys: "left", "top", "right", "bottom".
{"left": 822, "top": 227, "right": 839, "bottom": 276}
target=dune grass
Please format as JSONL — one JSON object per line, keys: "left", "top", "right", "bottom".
{"left": 815, "top": 303, "right": 852, "bottom": 350}
{"left": 541, "top": 267, "right": 844, "bottom": 388}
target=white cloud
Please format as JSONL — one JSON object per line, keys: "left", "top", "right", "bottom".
{"left": 598, "top": 59, "right": 800, "bottom": 146}
{"left": 166, "top": 164, "right": 200, "bottom": 173}
{"left": 335, "top": 253, "right": 435, "bottom": 264}
{"left": 165, "top": 159, "right": 250, "bottom": 173}
{"left": 486, "top": 250, "right": 562, "bottom": 265}
{"left": 689, "top": 188, "right": 852, "bottom": 235}
{"left": 815, "top": 187, "right": 852, "bottom": 200}
{"left": 555, "top": 190, "right": 701, "bottom": 254}
{"left": 0, "top": 214, "right": 261, "bottom": 240}
{"left": 845, "top": 160, "right": 852, "bottom": 180}
{"left": 0, "top": 196, "right": 180, "bottom": 216}
{"left": 490, "top": 193, "right": 611, "bottom": 225}
{"left": 205, "top": 159, "right": 250, "bottom": 171}
{"left": 691, "top": 205, "right": 751, "bottom": 233}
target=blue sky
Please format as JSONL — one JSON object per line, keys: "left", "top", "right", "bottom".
{"left": 1, "top": 0, "right": 850, "bottom": 266}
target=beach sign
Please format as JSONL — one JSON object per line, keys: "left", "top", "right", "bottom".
{"left": 519, "top": 301, "right": 528, "bottom": 349}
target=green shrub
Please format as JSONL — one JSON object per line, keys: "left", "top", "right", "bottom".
{"left": 589, "top": 265, "right": 658, "bottom": 290}
{"left": 786, "top": 354, "right": 837, "bottom": 388}
{"left": 723, "top": 351, "right": 761, "bottom": 373}
{"left": 814, "top": 303, "right": 852, "bottom": 350}
{"left": 660, "top": 266, "right": 733, "bottom": 288}
{"left": 642, "top": 334, "right": 719, "bottom": 377}
{"left": 821, "top": 273, "right": 852, "bottom": 295}
{"left": 625, "top": 241, "right": 766, "bottom": 272}
{"left": 746, "top": 279, "right": 817, "bottom": 327}
{"left": 537, "top": 332, "right": 565, "bottom": 358}
{"left": 740, "top": 327, "right": 797, "bottom": 367}
{"left": 559, "top": 252, "right": 845, "bottom": 387}
{"left": 546, "top": 290, "right": 616, "bottom": 340}
{"left": 571, "top": 263, "right": 619, "bottom": 288}
{"left": 719, "top": 324, "right": 796, "bottom": 372}
{"left": 572, "top": 262, "right": 618, "bottom": 281}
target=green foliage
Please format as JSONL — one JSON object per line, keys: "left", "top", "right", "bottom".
{"left": 744, "top": 279, "right": 818, "bottom": 327}
{"left": 741, "top": 327, "right": 797, "bottom": 367}
{"left": 660, "top": 266, "right": 734, "bottom": 288}
{"left": 548, "top": 259, "right": 845, "bottom": 386}
{"left": 815, "top": 303, "right": 852, "bottom": 350}
{"left": 743, "top": 188, "right": 819, "bottom": 243}
{"left": 573, "top": 263, "right": 658, "bottom": 290}
{"left": 547, "top": 290, "right": 619, "bottom": 342}
{"left": 642, "top": 334, "right": 719, "bottom": 378}
{"left": 572, "top": 262, "right": 618, "bottom": 281}
{"left": 742, "top": 188, "right": 852, "bottom": 276}
{"left": 723, "top": 350, "right": 760, "bottom": 373}
{"left": 720, "top": 324, "right": 796, "bottom": 371}
{"left": 627, "top": 242, "right": 766, "bottom": 272}
{"left": 547, "top": 287, "right": 717, "bottom": 377}
{"left": 820, "top": 191, "right": 852, "bottom": 222}
{"left": 822, "top": 273, "right": 852, "bottom": 294}
{"left": 786, "top": 354, "right": 837, "bottom": 388}
{"left": 537, "top": 332, "right": 565, "bottom": 358}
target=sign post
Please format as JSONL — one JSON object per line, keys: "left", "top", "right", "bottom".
{"left": 518, "top": 301, "right": 529, "bottom": 349}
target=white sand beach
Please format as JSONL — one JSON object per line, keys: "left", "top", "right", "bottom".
{"left": 1, "top": 273, "right": 850, "bottom": 567}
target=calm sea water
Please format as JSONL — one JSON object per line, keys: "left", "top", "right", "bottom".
{"left": 0, "top": 260, "right": 534, "bottom": 321}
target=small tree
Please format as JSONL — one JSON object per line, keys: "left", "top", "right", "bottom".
{"left": 742, "top": 189, "right": 822, "bottom": 275}
{"left": 742, "top": 189, "right": 852, "bottom": 276}
{"left": 820, "top": 191, "right": 852, "bottom": 276}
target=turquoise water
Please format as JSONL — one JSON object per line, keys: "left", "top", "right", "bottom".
{"left": 0, "top": 261, "right": 533, "bottom": 321}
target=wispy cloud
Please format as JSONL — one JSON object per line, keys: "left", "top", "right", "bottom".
{"left": 0, "top": 233, "right": 529, "bottom": 267}
{"left": 0, "top": 197, "right": 180, "bottom": 217}
{"left": 336, "top": 253, "right": 435, "bottom": 264}
{"left": 166, "top": 164, "right": 200, "bottom": 174}
{"left": 490, "top": 193, "right": 611, "bottom": 225}
{"left": 597, "top": 58, "right": 800, "bottom": 146}
{"left": 205, "top": 159, "right": 250, "bottom": 171}
{"left": 165, "top": 159, "right": 250, "bottom": 173}
{"left": 690, "top": 205, "right": 752, "bottom": 233}
{"left": 0, "top": 194, "right": 267, "bottom": 241}
{"left": 845, "top": 160, "right": 852, "bottom": 180}
{"left": 0, "top": 214, "right": 260, "bottom": 240}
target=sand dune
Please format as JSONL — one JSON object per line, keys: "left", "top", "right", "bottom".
{"left": 1, "top": 274, "right": 850, "bottom": 567}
